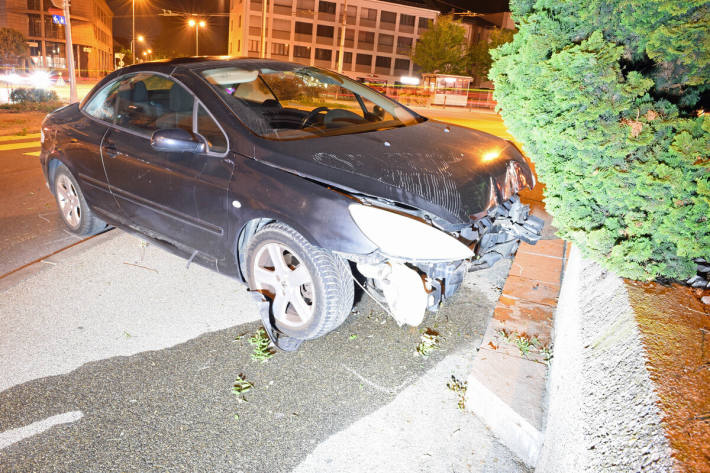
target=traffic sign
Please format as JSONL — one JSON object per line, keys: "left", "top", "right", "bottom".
{"left": 52, "top": 15, "right": 66, "bottom": 25}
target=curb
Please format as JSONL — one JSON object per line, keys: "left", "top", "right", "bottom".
{"left": 465, "top": 238, "right": 567, "bottom": 468}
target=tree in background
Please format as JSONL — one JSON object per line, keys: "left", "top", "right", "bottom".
{"left": 0, "top": 28, "right": 28, "bottom": 66}
{"left": 466, "top": 28, "right": 514, "bottom": 85}
{"left": 412, "top": 15, "right": 468, "bottom": 74}
{"left": 490, "top": 0, "right": 709, "bottom": 280}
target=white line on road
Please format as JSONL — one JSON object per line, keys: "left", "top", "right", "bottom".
{"left": 0, "top": 410, "right": 83, "bottom": 450}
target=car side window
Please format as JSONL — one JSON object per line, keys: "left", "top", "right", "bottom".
{"left": 83, "top": 79, "right": 122, "bottom": 122}
{"left": 197, "top": 104, "right": 227, "bottom": 154}
{"left": 114, "top": 73, "right": 194, "bottom": 135}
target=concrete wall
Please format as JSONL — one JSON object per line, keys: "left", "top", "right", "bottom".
{"left": 537, "top": 246, "right": 675, "bottom": 472}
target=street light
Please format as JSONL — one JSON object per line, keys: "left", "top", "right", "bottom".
{"left": 188, "top": 18, "right": 206, "bottom": 56}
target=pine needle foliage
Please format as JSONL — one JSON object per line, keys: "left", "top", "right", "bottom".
{"left": 490, "top": 0, "right": 709, "bottom": 280}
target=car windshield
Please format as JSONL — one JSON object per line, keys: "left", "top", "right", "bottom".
{"left": 199, "top": 64, "right": 422, "bottom": 140}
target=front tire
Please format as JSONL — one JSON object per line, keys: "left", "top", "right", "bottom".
{"left": 246, "top": 223, "right": 354, "bottom": 340}
{"left": 53, "top": 163, "right": 106, "bottom": 236}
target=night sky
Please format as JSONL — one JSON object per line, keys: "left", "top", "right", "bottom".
{"left": 107, "top": 0, "right": 509, "bottom": 57}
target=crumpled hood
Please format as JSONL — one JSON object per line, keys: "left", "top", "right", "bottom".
{"left": 251, "top": 120, "right": 535, "bottom": 225}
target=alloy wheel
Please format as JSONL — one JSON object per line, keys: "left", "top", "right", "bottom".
{"left": 251, "top": 242, "right": 315, "bottom": 329}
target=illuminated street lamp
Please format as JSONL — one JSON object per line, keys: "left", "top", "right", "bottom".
{"left": 131, "top": 0, "right": 144, "bottom": 64}
{"left": 188, "top": 18, "right": 206, "bottom": 56}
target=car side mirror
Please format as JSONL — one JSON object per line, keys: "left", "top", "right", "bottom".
{"left": 151, "top": 128, "right": 206, "bottom": 153}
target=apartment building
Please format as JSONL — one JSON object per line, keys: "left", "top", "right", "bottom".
{"left": 0, "top": 0, "right": 113, "bottom": 78}
{"left": 227, "top": 0, "right": 438, "bottom": 83}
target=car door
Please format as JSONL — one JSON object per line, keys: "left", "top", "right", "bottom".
{"left": 100, "top": 72, "right": 234, "bottom": 257}
{"left": 64, "top": 78, "right": 123, "bottom": 219}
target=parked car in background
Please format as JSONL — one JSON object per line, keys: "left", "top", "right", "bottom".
{"left": 39, "top": 57, "right": 543, "bottom": 349}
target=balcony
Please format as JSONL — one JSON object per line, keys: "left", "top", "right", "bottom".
{"left": 316, "top": 35, "right": 334, "bottom": 46}
{"left": 360, "top": 18, "right": 376, "bottom": 28}
{"left": 296, "top": 8, "right": 314, "bottom": 18}
{"left": 376, "top": 44, "right": 393, "bottom": 53}
{"left": 399, "top": 24, "right": 414, "bottom": 34}
{"left": 317, "top": 12, "right": 335, "bottom": 22}
{"left": 273, "top": 5, "right": 292, "bottom": 15}
{"left": 249, "top": 26, "right": 262, "bottom": 36}
{"left": 357, "top": 41, "right": 374, "bottom": 51}
{"left": 272, "top": 29, "right": 291, "bottom": 40}
{"left": 380, "top": 21, "right": 395, "bottom": 31}
{"left": 375, "top": 66, "right": 391, "bottom": 76}
{"left": 294, "top": 33, "right": 312, "bottom": 42}
{"left": 354, "top": 63, "right": 371, "bottom": 73}
{"left": 314, "top": 59, "right": 331, "bottom": 69}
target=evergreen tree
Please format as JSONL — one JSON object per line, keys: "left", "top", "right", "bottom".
{"left": 490, "top": 0, "right": 709, "bottom": 280}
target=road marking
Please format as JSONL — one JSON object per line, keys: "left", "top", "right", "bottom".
{"left": 0, "top": 141, "right": 41, "bottom": 151}
{"left": 0, "top": 410, "right": 83, "bottom": 450}
{"left": 0, "top": 133, "right": 41, "bottom": 142}
{"left": 24, "top": 150, "right": 41, "bottom": 157}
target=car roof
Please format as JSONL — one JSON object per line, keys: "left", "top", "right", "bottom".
{"left": 116, "top": 56, "right": 297, "bottom": 75}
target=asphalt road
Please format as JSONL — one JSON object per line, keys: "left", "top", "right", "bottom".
{"left": 0, "top": 117, "right": 530, "bottom": 472}
{"left": 0, "top": 133, "right": 94, "bottom": 276}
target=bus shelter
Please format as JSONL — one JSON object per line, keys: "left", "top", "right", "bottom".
{"left": 421, "top": 73, "right": 473, "bottom": 107}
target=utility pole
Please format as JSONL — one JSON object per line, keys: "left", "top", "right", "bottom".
{"left": 52, "top": 0, "right": 77, "bottom": 103}
{"left": 337, "top": 0, "right": 347, "bottom": 73}
{"left": 260, "top": 0, "right": 267, "bottom": 58}
{"left": 132, "top": 0, "right": 135, "bottom": 64}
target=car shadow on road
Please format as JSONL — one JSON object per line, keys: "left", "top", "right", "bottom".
{"left": 0, "top": 265, "right": 507, "bottom": 473}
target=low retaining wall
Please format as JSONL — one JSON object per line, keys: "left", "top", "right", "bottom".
{"left": 536, "top": 246, "right": 675, "bottom": 472}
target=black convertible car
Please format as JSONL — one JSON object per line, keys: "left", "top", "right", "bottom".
{"left": 40, "top": 57, "right": 542, "bottom": 349}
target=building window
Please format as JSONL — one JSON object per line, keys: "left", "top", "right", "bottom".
{"left": 360, "top": 8, "right": 376, "bottom": 22}
{"left": 272, "top": 42, "right": 289, "bottom": 56}
{"left": 318, "top": 1, "right": 335, "bottom": 14}
{"left": 380, "top": 11, "right": 396, "bottom": 24}
{"left": 297, "top": 0, "right": 314, "bottom": 12}
{"left": 27, "top": 0, "right": 40, "bottom": 10}
{"left": 418, "top": 17, "right": 431, "bottom": 29}
{"left": 316, "top": 25, "right": 334, "bottom": 37}
{"left": 378, "top": 34, "right": 394, "bottom": 46}
{"left": 358, "top": 31, "right": 374, "bottom": 44}
{"left": 335, "top": 51, "right": 352, "bottom": 65}
{"left": 315, "top": 48, "right": 332, "bottom": 61}
{"left": 28, "top": 14, "right": 41, "bottom": 37}
{"left": 397, "top": 36, "right": 412, "bottom": 54}
{"left": 394, "top": 58, "right": 410, "bottom": 70}
{"left": 44, "top": 15, "right": 65, "bottom": 39}
{"left": 400, "top": 14, "right": 415, "bottom": 26}
{"left": 375, "top": 56, "right": 391, "bottom": 68}
{"left": 294, "top": 21, "right": 313, "bottom": 34}
{"left": 272, "top": 18, "right": 291, "bottom": 37}
{"left": 293, "top": 45, "right": 311, "bottom": 58}
{"left": 273, "top": 0, "right": 292, "bottom": 9}
{"left": 248, "top": 40, "right": 260, "bottom": 52}
{"left": 355, "top": 53, "right": 372, "bottom": 66}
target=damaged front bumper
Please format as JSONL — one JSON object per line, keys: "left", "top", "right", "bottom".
{"left": 350, "top": 196, "right": 544, "bottom": 328}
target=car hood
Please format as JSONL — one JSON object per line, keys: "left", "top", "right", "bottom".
{"left": 250, "top": 120, "right": 535, "bottom": 226}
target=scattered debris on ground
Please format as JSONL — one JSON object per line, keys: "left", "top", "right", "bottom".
{"left": 249, "top": 328, "right": 275, "bottom": 362}
{"left": 416, "top": 328, "right": 441, "bottom": 358}
{"left": 498, "top": 329, "right": 553, "bottom": 364}
{"left": 231, "top": 374, "right": 254, "bottom": 420}
{"left": 447, "top": 375, "right": 467, "bottom": 410}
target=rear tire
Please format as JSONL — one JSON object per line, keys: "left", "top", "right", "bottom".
{"left": 53, "top": 163, "right": 106, "bottom": 236}
{"left": 246, "top": 222, "right": 354, "bottom": 340}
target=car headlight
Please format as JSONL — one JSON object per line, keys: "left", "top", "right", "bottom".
{"left": 348, "top": 204, "right": 474, "bottom": 261}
